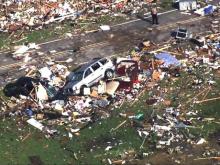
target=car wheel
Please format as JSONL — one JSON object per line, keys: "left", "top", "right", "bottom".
{"left": 80, "top": 85, "right": 87, "bottom": 95}
{"left": 105, "top": 69, "right": 114, "bottom": 79}
{"left": 64, "top": 88, "right": 73, "bottom": 95}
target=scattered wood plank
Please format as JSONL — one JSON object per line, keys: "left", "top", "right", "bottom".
{"left": 112, "top": 160, "right": 124, "bottom": 165}
{"left": 140, "top": 136, "right": 147, "bottom": 149}
{"left": 194, "top": 157, "right": 220, "bottom": 161}
{"left": 186, "top": 88, "right": 209, "bottom": 104}
{"left": 151, "top": 58, "right": 155, "bottom": 70}
{"left": 110, "top": 120, "right": 127, "bottom": 132}
{"left": 119, "top": 98, "right": 125, "bottom": 108}
{"left": 201, "top": 87, "right": 211, "bottom": 100}
{"left": 166, "top": 51, "right": 183, "bottom": 56}
{"left": 13, "top": 37, "right": 27, "bottom": 44}
{"left": 130, "top": 88, "right": 147, "bottom": 106}
{"left": 25, "top": 69, "right": 35, "bottom": 77}
{"left": 22, "top": 132, "right": 31, "bottom": 142}
{"left": 7, "top": 31, "right": 15, "bottom": 40}
{"left": 150, "top": 45, "right": 171, "bottom": 54}
{"left": 196, "top": 96, "right": 220, "bottom": 104}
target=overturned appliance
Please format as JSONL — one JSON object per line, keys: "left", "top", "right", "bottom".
{"left": 175, "top": 27, "right": 190, "bottom": 40}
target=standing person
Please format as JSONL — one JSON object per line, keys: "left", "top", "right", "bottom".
{"left": 151, "top": 6, "right": 159, "bottom": 25}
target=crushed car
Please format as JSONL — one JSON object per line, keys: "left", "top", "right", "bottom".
{"left": 64, "top": 57, "right": 115, "bottom": 95}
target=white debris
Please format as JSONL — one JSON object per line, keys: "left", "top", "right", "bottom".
{"left": 197, "top": 138, "right": 207, "bottom": 145}
{"left": 105, "top": 146, "right": 113, "bottom": 151}
{"left": 27, "top": 118, "right": 44, "bottom": 131}
{"left": 39, "top": 67, "right": 52, "bottom": 80}
{"left": 13, "top": 45, "right": 29, "bottom": 55}
{"left": 68, "top": 132, "right": 73, "bottom": 139}
{"left": 65, "top": 58, "right": 73, "bottom": 63}
{"left": 100, "top": 25, "right": 111, "bottom": 31}
{"left": 66, "top": 33, "right": 73, "bottom": 38}
{"left": 36, "top": 83, "right": 48, "bottom": 101}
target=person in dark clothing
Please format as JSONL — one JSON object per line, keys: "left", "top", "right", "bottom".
{"left": 151, "top": 6, "right": 159, "bottom": 25}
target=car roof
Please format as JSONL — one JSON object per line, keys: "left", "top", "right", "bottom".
{"left": 75, "top": 57, "right": 104, "bottom": 72}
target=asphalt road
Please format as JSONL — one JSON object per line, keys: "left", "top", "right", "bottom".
{"left": 0, "top": 9, "right": 219, "bottom": 86}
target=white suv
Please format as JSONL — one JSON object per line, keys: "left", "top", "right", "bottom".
{"left": 64, "top": 57, "right": 115, "bottom": 95}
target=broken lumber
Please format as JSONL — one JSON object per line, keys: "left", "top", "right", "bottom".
{"left": 194, "top": 157, "right": 220, "bottom": 161}
{"left": 201, "top": 87, "right": 211, "bottom": 100}
{"left": 22, "top": 132, "right": 31, "bottom": 142}
{"left": 130, "top": 88, "right": 147, "bottom": 106}
{"left": 150, "top": 45, "right": 171, "bottom": 54}
{"left": 110, "top": 120, "right": 127, "bottom": 132}
{"left": 196, "top": 96, "right": 220, "bottom": 104}
{"left": 186, "top": 88, "right": 210, "bottom": 104}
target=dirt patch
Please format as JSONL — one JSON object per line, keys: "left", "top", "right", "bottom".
{"left": 147, "top": 152, "right": 176, "bottom": 165}
{"left": 29, "top": 156, "right": 44, "bottom": 165}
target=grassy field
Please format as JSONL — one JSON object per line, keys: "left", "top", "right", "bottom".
{"left": 0, "top": 66, "right": 220, "bottom": 165}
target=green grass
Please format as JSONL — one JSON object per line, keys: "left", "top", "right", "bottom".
{"left": 0, "top": 15, "right": 128, "bottom": 51}
{"left": 0, "top": 33, "right": 11, "bottom": 50}
{"left": 0, "top": 115, "right": 143, "bottom": 164}
{"left": 192, "top": 93, "right": 220, "bottom": 138}
{"left": 0, "top": 119, "right": 73, "bottom": 165}
{"left": 187, "top": 75, "right": 220, "bottom": 138}
{"left": 0, "top": 85, "right": 151, "bottom": 164}
{"left": 64, "top": 117, "right": 142, "bottom": 165}
{"left": 0, "top": 88, "right": 7, "bottom": 98}
{"left": 159, "top": 0, "right": 174, "bottom": 11}
{"left": 0, "top": 24, "right": 67, "bottom": 50}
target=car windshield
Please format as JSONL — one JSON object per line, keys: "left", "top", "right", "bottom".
{"left": 71, "top": 72, "right": 83, "bottom": 81}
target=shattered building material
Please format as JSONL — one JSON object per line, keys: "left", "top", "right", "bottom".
{"left": 106, "top": 81, "right": 120, "bottom": 95}
{"left": 178, "top": 0, "right": 197, "bottom": 11}
{"left": 0, "top": 0, "right": 154, "bottom": 33}
{"left": 1, "top": 27, "right": 220, "bottom": 164}
{"left": 27, "top": 118, "right": 44, "bottom": 131}
{"left": 155, "top": 52, "right": 180, "bottom": 68}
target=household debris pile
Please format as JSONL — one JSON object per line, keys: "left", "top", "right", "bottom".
{"left": 0, "top": 0, "right": 155, "bottom": 33}
{"left": 103, "top": 33, "right": 220, "bottom": 164}
{"left": 1, "top": 0, "right": 218, "bottom": 34}
{"left": 1, "top": 32, "right": 220, "bottom": 162}
{"left": 2, "top": 51, "right": 155, "bottom": 137}
{"left": 0, "top": 0, "right": 81, "bottom": 33}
